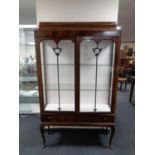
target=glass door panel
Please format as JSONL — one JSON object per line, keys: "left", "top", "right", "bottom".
{"left": 80, "top": 39, "right": 115, "bottom": 112}
{"left": 40, "top": 40, "right": 75, "bottom": 111}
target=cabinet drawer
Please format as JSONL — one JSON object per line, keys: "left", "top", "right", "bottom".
{"left": 41, "top": 115, "right": 115, "bottom": 123}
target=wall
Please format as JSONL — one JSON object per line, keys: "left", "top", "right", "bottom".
{"left": 19, "top": 0, "right": 37, "bottom": 25}
{"left": 36, "top": 0, "right": 119, "bottom": 23}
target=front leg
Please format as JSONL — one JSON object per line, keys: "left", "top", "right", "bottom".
{"left": 109, "top": 126, "right": 115, "bottom": 148}
{"left": 40, "top": 125, "right": 46, "bottom": 148}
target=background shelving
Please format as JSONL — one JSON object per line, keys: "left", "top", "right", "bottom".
{"left": 19, "top": 27, "right": 39, "bottom": 114}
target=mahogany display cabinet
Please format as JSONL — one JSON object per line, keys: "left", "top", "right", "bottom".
{"left": 34, "top": 22, "right": 121, "bottom": 148}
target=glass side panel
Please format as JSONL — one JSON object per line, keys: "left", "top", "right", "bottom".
{"left": 80, "top": 39, "right": 115, "bottom": 112}
{"left": 40, "top": 40, "right": 75, "bottom": 111}
{"left": 19, "top": 27, "right": 39, "bottom": 114}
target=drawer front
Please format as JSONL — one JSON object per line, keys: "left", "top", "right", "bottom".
{"left": 41, "top": 114, "right": 115, "bottom": 123}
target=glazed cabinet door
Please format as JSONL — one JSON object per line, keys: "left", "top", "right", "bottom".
{"left": 40, "top": 40, "right": 75, "bottom": 111}
{"left": 80, "top": 38, "right": 115, "bottom": 112}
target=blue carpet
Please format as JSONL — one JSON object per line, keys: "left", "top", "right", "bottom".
{"left": 19, "top": 86, "right": 135, "bottom": 155}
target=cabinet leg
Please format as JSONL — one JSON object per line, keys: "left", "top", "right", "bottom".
{"left": 125, "top": 81, "right": 127, "bottom": 90}
{"left": 40, "top": 125, "right": 46, "bottom": 148}
{"left": 120, "top": 82, "right": 122, "bottom": 91}
{"left": 109, "top": 126, "right": 115, "bottom": 148}
{"left": 129, "top": 81, "right": 135, "bottom": 103}
{"left": 47, "top": 126, "right": 51, "bottom": 135}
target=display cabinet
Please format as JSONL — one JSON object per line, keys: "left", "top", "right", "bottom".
{"left": 34, "top": 22, "right": 121, "bottom": 148}
{"left": 19, "top": 26, "right": 39, "bottom": 113}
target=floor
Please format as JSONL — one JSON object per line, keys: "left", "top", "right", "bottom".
{"left": 19, "top": 85, "right": 135, "bottom": 155}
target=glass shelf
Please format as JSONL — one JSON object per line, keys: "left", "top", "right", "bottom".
{"left": 41, "top": 64, "right": 74, "bottom": 65}
{"left": 82, "top": 64, "right": 112, "bottom": 67}
{"left": 43, "top": 84, "right": 111, "bottom": 91}
{"left": 41, "top": 64, "right": 112, "bottom": 67}
{"left": 20, "top": 84, "right": 38, "bottom": 90}
{"left": 19, "top": 90, "right": 39, "bottom": 97}
{"left": 44, "top": 84, "right": 74, "bottom": 90}
{"left": 19, "top": 64, "right": 36, "bottom": 67}
{"left": 19, "top": 77, "right": 37, "bottom": 82}
{"left": 80, "top": 84, "right": 111, "bottom": 91}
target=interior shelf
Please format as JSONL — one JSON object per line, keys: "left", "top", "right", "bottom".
{"left": 80, "top": 103, "right": 111, "bottom": 112}
{"left": 41, "top": 64, "right": 112, "bottom": 67}
{"left": 19, "top": 64, "right": 36, "bottom": 67}
{"left": 45, "top": 103, "right": 75, "bottom": 111}
{"left": 43, "top": 84, "right": 111, "bottom": 91}
{"left": 44, "top": 103, "right": 110, "bottom": 112}
{"left": 19, "top": 90, "right": 39, "bottom": 97}
{"left": 19, "top": 77, "right": 37, "bottom": 82}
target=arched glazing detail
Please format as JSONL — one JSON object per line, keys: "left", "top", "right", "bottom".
{"left": 40, "top": 40, "right": 75, "bottom": 111}
{"left": 80, "top": 38, "right": 115, "bottom": 112}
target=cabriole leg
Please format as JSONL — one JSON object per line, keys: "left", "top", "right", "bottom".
{"left": 40, "top": 125, "right": 46, "bottom": 148}
{"left": 120, "top": 82, "right": 123, "bottom": 91}
{"left": 48, "top": 126, "right": 51, "bottom": 135}
{"left": 109, "top": 126, "right": 115, "bottom": 148}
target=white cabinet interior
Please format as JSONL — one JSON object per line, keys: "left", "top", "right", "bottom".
{"left": 40, "top": 39, "right": 115, "bottom": 112}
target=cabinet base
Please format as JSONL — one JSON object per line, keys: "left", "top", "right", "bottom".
{"left": 40, "top": 123, "right": 115, "bottom": 149}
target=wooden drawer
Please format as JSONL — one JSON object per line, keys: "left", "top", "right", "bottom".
{"left": 41, "top": 114, "right": 115, "bottom": 123}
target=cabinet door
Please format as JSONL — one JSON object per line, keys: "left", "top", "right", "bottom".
{"left": 40, "top": 40, "right": 75, "bottom": 111}
{"left": 80, "top": 38, "right": 115, "bottom": 112}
